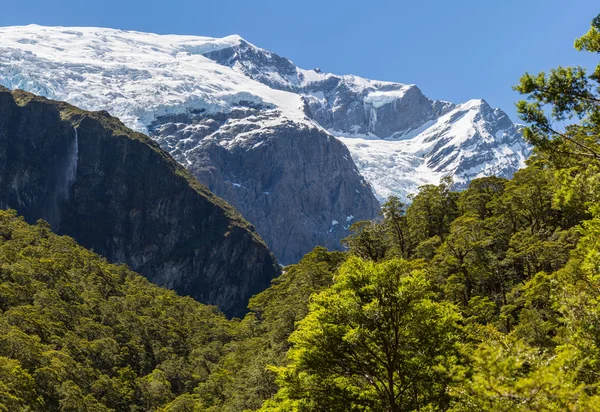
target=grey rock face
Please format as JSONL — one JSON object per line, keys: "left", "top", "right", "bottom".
{"left": 308, "top": 84, "right": 454, "bottom": 137}
{"left": 150, "top": 108, "right": 380, "bottom": 264}
{"left": 0, "top": 87, "right": 280, "bottom": 317}
{"left": 203, "top": 40, "right": 299, "bottom": 91}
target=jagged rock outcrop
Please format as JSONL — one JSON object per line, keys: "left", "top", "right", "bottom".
{"left": 150, "top": 110, "right": 379, "bottom": 264}
{"left": 203, "top": 40, "right": 454, "bottom": 137}
{"left": 0, "top": 86, "right": 280, "bottom": 317}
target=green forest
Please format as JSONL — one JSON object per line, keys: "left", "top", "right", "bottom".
{"left": 2, "top": 13, "right": 600, "bottom": 412}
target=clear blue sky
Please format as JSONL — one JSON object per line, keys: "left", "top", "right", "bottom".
{"left": 1, "top": 0, "right": 598, "bottom": 122}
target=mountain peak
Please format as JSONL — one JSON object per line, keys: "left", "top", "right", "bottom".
{"left": 220, "top": 34, "right": 262, "bottom": 50}
{"left": 225, "top": 33, "right": 244, "bottom": 42}
{"left": 462, "top": 98, "right": 490, "bottom": 110}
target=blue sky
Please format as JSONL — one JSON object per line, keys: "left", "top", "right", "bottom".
{"left": 1, "top": 0, "right": 598, "bottom": 121}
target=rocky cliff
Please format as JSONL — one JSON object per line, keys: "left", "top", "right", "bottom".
{"left": 150, "top": 110, "right": 379, "bottom": 264}
{"left": 0, "top": 86, "right": 280, "bottom": 317}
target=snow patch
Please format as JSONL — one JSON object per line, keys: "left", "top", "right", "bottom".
{"left": 364, "top": 86, "right": 413, "bottom": 108}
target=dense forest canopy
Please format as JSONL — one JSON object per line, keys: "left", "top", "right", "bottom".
{"left": 1, "top": 11, "right": 600, "bottom": 412}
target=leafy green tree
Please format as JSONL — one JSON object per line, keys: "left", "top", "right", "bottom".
{"left": 433, "top": 215, "right": 493, "bottom": 307}
{"left": 457, "top": 177, "right": 506, "bottom": 220}
{"left": 551, "top": 206, "right": 600, "bottom": 389}
{"left": 264, "top": 257, "right": 463, "bottom": 412}
{"left": 380, "top": 196, "right": 410, "bottom": 259}
{"left": 515, "top": 14, "right": 600, "bottom": 164}
{"left": 450, "top": 330, "right": 600, "bottom": 411}
{"left": 407, "top": 177, "right": 460, "bottom": 252}
{"left": 58, "top": 381, "right": 111, "bottom": 412}
{"left": 136, "top": 369, "right": 175, "bottom": 411}
{"left": 161, "top": 394, "right": 204, "bottom": 411}
{"left": 505, "top": 271, "right": 560, "bottom": 349}
{"left": 0, "top": 356, "right": 42, "bottom": 411}
{"left": 342, "top": 220, "right": 389, "bottom": 262}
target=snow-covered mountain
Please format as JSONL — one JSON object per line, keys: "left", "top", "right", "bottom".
{"left": 335, "top": 99, "right": 527, "bottom": 201}
{"left": 202, "top": 37, "right": 530, "bottom": 201}
{"left": 0, "top": 25, "right": 530, "bottom": 262}
{"left": 0, "top": 25, "right": 380, "bottom": 264}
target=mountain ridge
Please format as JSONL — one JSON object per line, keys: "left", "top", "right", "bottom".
{"left": 0, "top": 25, "right": 530, "bottom": 262}
{"left": 200, "top": 37, "right": 531, "bottom": 199}
{"left": 0, "top": 86, "right": 280, "bottom": 316}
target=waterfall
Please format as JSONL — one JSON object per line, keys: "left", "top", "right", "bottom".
{"left": 49, "top": 127, "right": 79, "bottom": 230}
{"left": 65, "top": 127, "right": 79, "bottom": 196}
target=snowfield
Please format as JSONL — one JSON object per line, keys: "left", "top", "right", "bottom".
{"left": 0, "top": 26, "right": 311, "bottom": 132}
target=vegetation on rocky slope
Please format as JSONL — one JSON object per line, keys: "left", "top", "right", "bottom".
{"left": 0, "top": 210, "right": 234, "bottom": 411}
{"left": 0, "top": 86, "right": 280, "bottom": 317}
